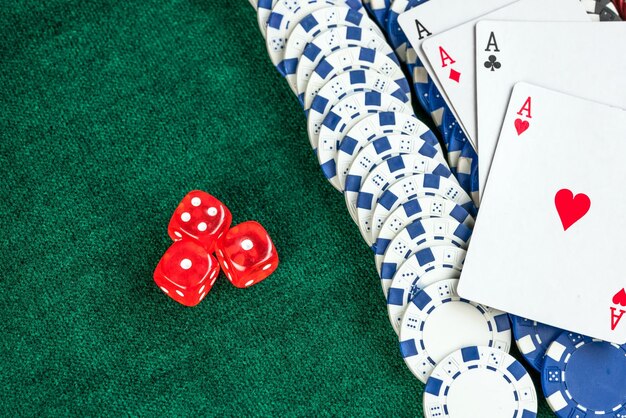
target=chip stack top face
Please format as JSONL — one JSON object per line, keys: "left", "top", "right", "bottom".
{"left": 542, "top": 331, "right": 626, "bottom": 417}
{"left": 399, "top": 279, "right": 512, "bottom": 383}
{"left": 424, "top": 346, "right": 538, "bottom": 418}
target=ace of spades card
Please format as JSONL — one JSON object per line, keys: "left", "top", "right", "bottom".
{"left": 458, "top": 83, "right": 626, "bottom": 344}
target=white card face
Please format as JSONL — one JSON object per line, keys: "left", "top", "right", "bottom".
{"left": 459, "top": 83, "right": 626, "bottom": 344}
{"left": 398, "top": 0, "right": 517, "bottom": 52}
{"left": 398, "top": 0, "right": 518, "bottom": 146}
{"left": 476, "top": 22, "right": 626, "bottom": 198}
{"left": 421, "top": 0, "right": 589, "bottom": 152}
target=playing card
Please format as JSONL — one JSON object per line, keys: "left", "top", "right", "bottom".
{"left": 398, "top": 0, "right": 517, "bottom": 144}
{"left": 458, "top": 82, "right": 626, "bottom": 344}
{"left": 476, "top": 22, "right": 626, "bottom": 198}
{"left": 421, "top": 0, "right": 589, "bottom": 152}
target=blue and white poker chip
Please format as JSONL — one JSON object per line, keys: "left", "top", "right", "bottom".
{"left": 250, "top": 0, "right": 258, "bottom": 10}
{"left": 295, "top": 26, "right": 392, "bottom": 101}
{"left": 340, "top": 135, "right": 444, "bottom": 204}
{"left": 367, "top": 170, "right": 476, "bottom": 247}
{"left": 307, "top": 69, "right": 410, "bottom": 150}
{"left": 456, "top": 138, "right": 480, "bottom": 204}
{"left": 368, "top": 0, "right": 391, "bottom": 27}
{"left": 265, "top": 0, "right": 363, "bottom": 75}
{"left": 542, "top": 332, "right": 626, "bottom": 418}
{"left": 373, "top": 196, "right": 473, "bottom": 271}
{"left": 315, "top": 91, "right": 414, "bottom": 180}
{"left": 303, "top": 46, "right": 405, "bottom": 109}
{"left": 357, "top": 158, "right": 474, "bottom": 245}
{"left": 378, "top": 217, "right": 471, "bottom": 290}
{"left": 406, "top": 46, "right": 478, "bottom": 200}
{"left": 510, "top": 315, "right": 562, "bottom": 373}
{"left": 354, "top": 155, "right": 452, "bottom": 229}
{"left": 256, "top": 0, "right": 276, "bottom": 37}
{"left": 387, "top": 245, "right": 464, "bottom": 332}
{"left": 347, "top": 153, "right": 450, "bottom": 223}
{"left": 400, "top": 279, "right": 512, "bottom": 383}
{"left": 406, "top": 46, "right": 432, "bottom": 113}
{"left": 386, "top": 0, "right": 425, "bottom": 62}
{"left": 283, "top": 7, "right": 383, "bottom": 94}
{"left": 424, "top": 346, "right": 537, "bottom": 418}
{"left": 336, "top": 112, "right": 440, "bottom": 188}
{"left": 405, "top": 41, "right": 478, "bottom": 190}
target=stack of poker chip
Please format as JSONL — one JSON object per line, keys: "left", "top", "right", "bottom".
{"left": 248, "top": 0, "right": 626, "bottom": 417}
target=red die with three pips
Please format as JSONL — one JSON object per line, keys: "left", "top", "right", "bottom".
{"left": 153, "top": 190, "right": 279, "bottom": 306}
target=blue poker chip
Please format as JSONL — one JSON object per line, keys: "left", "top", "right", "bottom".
{"left": 424, "top": 346, "right": 538, "bottom": 417}
{"left": 456, "top": 138, "right": 479, "bottom": 203}
{"left": 510, "top": 314, "right": 562, "bottom": 372}
{"left": 386, "top": 0, "right": 426, "bottom": 62}
{"left": 406, "top": 46, "right": 432, "bottom": 115}
{"left": 368, "top": 0, "right": 392, "bottom": 27}
{"left": 542, "top": 332, "right": 626, "bottom": 417}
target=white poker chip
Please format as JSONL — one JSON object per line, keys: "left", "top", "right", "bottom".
{"left": 366, "top": 173, "right": 475, "bottom": 245}
{"left": 295, "top": 26, "right": 392, "bottom": 102}
{"left": 283, "top": 7, "right": 383, "bottom": 94}
{"left": 265, "top": 0, "right": 363, "bottom": 75}
{"left": 336, "top": 112, "right": 440, "bottom": 187}
{"left": 343, "top": 145, "right": 446, "bottom": 227}
{"left": 386, "top": 245, "right": 465, "bottom": 333}
{"left": 373, "top": 196, "right": 474, "bottom": 271}
{"left": 257, "top": 0, "right": 276, "bottom": 38}
{"left": 303, "top": 46, "right": 406, "bottom": 109}
{"left": 317, "top": 97, "right": 412, "bottom": 187}
{"left": 378, "top": 217, "right": 471, "bottom": 292}
{"left": 307, "top": 69, "right": 410, "bottom": 150}
{"left": 348, "top": 153, "right": 452, "bottom": 224}
{"left": 337, "top": 135, "right": 444, "bottom": 199}
{"left": 400, "top": 279, "right": 512, "bottom": 384}
{"left": 423, "top": 346, "right": 537, "bottom": 418}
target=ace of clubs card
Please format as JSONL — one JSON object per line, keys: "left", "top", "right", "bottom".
{"left": 420, "top": 0, "right": 589, "bottom": 151}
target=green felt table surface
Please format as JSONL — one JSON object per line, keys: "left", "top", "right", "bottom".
{"left": 0, "top": 0, "right": 555, "bottom": 416}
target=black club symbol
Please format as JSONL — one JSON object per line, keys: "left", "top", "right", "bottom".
{"left": 484, "top": 55, "right": 501, "bottom": 71}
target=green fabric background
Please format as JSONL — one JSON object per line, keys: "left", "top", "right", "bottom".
{"left": 0, "top": 1, "right": 554, "bottom": 416}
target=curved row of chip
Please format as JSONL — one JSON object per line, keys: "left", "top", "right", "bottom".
{"left": 247, "top": 0, "right": 626, "bottom": 417}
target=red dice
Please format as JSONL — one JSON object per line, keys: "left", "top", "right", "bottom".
{"left": 216, "top": 221, "right": 279, "bottom": 288}
{"left": 153, "top": 240, "right": 220, "bottom": 306}
{"left": 168, "top": 190, "right": 232, "bottom": 252}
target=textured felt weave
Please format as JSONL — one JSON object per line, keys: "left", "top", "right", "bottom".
{"left": 0, "top": 0, "right": 554, "bottom": 416}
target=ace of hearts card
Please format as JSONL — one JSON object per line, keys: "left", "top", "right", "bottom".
{"left": 458, "top": 82, "right": 626, "bottom": 344}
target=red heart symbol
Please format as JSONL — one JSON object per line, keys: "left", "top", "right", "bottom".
{"left": 514, "top": 118, "right": 529, "bottom": 135}
{"left": 613, "top": 288, "right": 626, "bottom": 307}
{"left": 554, "top": 189, "right": 590, "bottom": 231}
